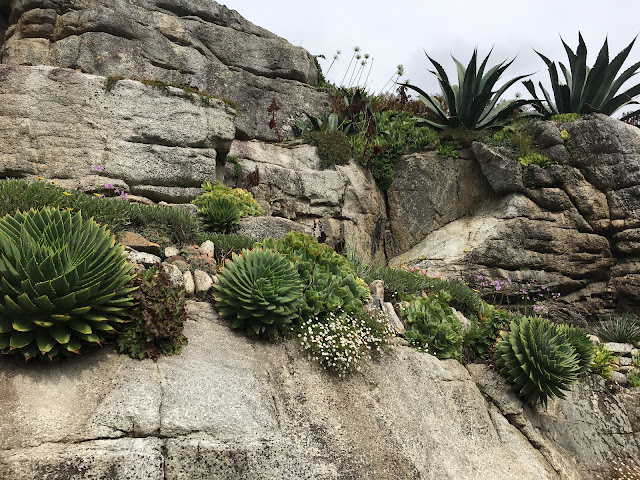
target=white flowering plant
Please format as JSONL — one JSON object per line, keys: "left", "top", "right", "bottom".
{"left": 298, "top": 309, "right": 393, "bottom": 377}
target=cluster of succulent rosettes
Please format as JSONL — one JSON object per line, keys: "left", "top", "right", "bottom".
{"left": 256, "top": 232, "right": 369, "bottom": 322}
{"left": 202, "top": 196, "right": 241, "bottom": 234}
{"left": 118, "top": 264, "right": 187, "bottom": 361}
{"left": 192, "top": 181, "right": 263, "bottom": 218}
{"left": 214, "top": 248, "right": 303, "bottom": 336}
{"left": 403, "top": 291, "right": 463, "bottom": 361}
{"left": 495, "top": 316, "right": 586, "bottom": 407}
{"left": 0, "top": 208, "right": 136, "bottom": 360}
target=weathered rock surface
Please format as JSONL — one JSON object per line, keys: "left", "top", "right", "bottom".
{"left": 4, "top": 301, "right": 634, "bottom": 479}
{"left": 227, "top": 140, "right": 388, "bottom": 265}
{"left": 468, "top": 363, "right": 640, "bottom": 478}
{"left": 0, "top": 0, "right": 330, "bottom": 141}
{"left": 0, "top": 64, "right": 235, "bottom": 202}
{"left": 237, "top": 215, "right": 312, "bottom": 240}
{"left": 386, "top": 150, "right": 493, "bottom": 257}
{"left": 391, "top": 115, "right": 640, "bottom": 322}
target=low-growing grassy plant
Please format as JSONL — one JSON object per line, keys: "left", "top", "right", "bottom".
{"left": 435, "top": 140, "right": 462, "bottom": 158}
{"left": 596, "top": 312, "right": 640, "bottom": 344}
{"left": 128, "top": 203, "right": 199, "bottom": 246}
{"left": 118, "top": 265, "right": 187, "bottom": 360}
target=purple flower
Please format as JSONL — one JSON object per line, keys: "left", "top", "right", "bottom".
{"left": 114, "top": 188, "right": 120, "bottom": 194}
{"left": 533, "top": 305, "right": 543, "bottom": 312}
{"left": 92, "top": 165, "right": 105, "bottom": 172}
{"left": 476, "top": 275, "right": 484, "bottom": 280}
{"left": 104, "top": 183, "right": 115, "bottom": 189}
{"left": 495, "top": 285, "right": 502, "bottom": 291}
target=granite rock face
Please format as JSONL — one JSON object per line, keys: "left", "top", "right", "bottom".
{"left": 227, "top": 140, "right": 388, "bottom": 265}
{"left": 0, "top": 0, "right": 330, "bottom": 141}
{"left": 390, "top": 115, "right": 640, "bottom": 323}
{"left": 4, "top": 301, "right": 635, "bottom": 479}
{"left": 0, "top": 64, "right": 235, "bottom": 202}
{"left": 386, "top": 149, "right": 493, "bottom": 257}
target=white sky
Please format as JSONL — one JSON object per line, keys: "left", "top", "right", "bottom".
{"left": 226, "top": 1, "right": 640, "bottom": 112}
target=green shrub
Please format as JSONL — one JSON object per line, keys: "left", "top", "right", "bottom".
{"left": 303, "top": 130, "right": 352, "bottom": 168}
{"left": 0, "top": 178, "right": 131, "bottom": 234}
{"left": 495, "top": 316, "right": 580, "bottom": 406}
{"left": 128, "top": 203, "right": 199, "bottom": 246}
{"left": 464, "top": 303, "right": 512, "bottom": 359}
{"left": 202, "top": 196, "right": 241, "bottom": 234}
{"left": 257, "top": 232, "right": 369, "bottom": 322}
{"left": 0, "top": 208, "right": 136, "bottom": 360}
{"left": 298, "top": 309, "right": 393, "bottom": 376}
{"left": 596, "top": 312, "right": 640, "bottom": 343}
{"left": 118, "top": 265, "right": 187, "bottom": 360}
{"left": 554, "top": 323, "right": 594, "bottom": 374}
{"left": 519, "top": 152, "right": 553, "bottom": 168}
{"left": 0, "top": 179, "right": 200, "bottom": 246}
{"left": 590, "top": 344, "right": 617, "bottom": 380}
{"left": 403, "top": 292, "right": 463, "bottom": 361}
{"left": 628, "top": 371, "right": 640, "bottom": 388}
{"left": 214, "top": 248, "right": 303, "bottom": 336}
{"left": 192, "top": 181, "right": 263, "bottom": 218}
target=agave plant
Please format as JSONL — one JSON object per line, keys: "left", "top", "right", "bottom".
{"left": 0, "top": 208, "right": 136, "bottom": 360}
{"left": 554, "top": 323, "right": 594, "bottom": 375}
{"left": 403, "top": 49, "right": 537, "bottom": 130}
{"left": 214, "top": 248, "right": 303, "bottom": 336}
{"left": 524, "top": 33, "right": 640, "bottom": 118}
{"left": 596, "top": 312, "right": 640, "bottom": 343}
{"left": 495, "top": 316, "right": 580, "bottom": 406}
{"left": 202, "top": 196, "right": 241, "bottom": 234}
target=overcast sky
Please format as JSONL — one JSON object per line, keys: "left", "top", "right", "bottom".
{"left": 227, "top": 1, "right": 640, "bottom": 113}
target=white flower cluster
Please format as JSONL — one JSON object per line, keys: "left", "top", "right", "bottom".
{"left": 298, "top": 310, "right": 392, "bottom": 377}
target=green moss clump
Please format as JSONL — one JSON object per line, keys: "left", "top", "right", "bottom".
{"left": 551, "top": 113, "right": 582, "bottom": 123}
{"left": 519, "top": 152, "right": 553, "bottom": 168}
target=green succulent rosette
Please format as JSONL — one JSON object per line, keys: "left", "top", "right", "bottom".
{"left": 0, "top": 207, "right": 136, "bottom": 360}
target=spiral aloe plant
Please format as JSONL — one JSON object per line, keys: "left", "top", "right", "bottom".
{"left": 214, "top": 248, "right": 303, "bottom": 336}
{"left": 554, "top": 323, "right": 594, "bottom": 375}
{"left": 495, "top": 316, "right": 580, "bottom": 406}
{"left": 0, "top": 207, "right": 136, "bottom": 360}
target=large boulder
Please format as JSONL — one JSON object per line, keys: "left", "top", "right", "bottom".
{"left": 3, "top": 301, "right": 634, "bottom": 479}
{"left": 0, "top": 64, "right": 235, "bottom": 202}
{"left": 0, "top": 0, "right": 331, "bottom": 141}
{"left": 390, "top": 115, "right": 640, "bottom": 322}
{"left": 227, "top": 140, "right": 388, "bottom": 265}
{"left": 386, "top": 149, "right": 493, "bottom": 257}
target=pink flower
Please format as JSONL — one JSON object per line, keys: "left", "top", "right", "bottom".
{"left": 104, "top": 183, "right": 115, "bottom": 189}
{"left": 92, "top": 165, "right": 105, "bottom": 172}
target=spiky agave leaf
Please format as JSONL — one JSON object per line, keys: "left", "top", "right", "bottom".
{"left": 554, "top": 323, "right": 594, "bottom": 375}
{"left": 525, "top": 33, "right": 640, "bottom": 117}
{"left": 404, "top": 49, "right": 538, "bottom": 130}
{"left": 202, "top": 196, "right": 241, "bottom": 234}
{"left": 214, "top": 248, "right": 303, "bottom": 336}
{"left": 0, "top": 207, "right": 135, "bottom": 360}
{"left": 495, "top": 316, "right": 580, "bottom": 407}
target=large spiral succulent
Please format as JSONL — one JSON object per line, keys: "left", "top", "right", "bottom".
{"left": 214, "top": 248, "right": 303, "bottom": 336}
{"left": 495, "top": 316, "right": 580, "bottom": 407}
{"left": 0, "top": 208, "right": 136, "bottom": 360}
{"left": 554, "top": 323, "right": 594, "bottom": 375}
